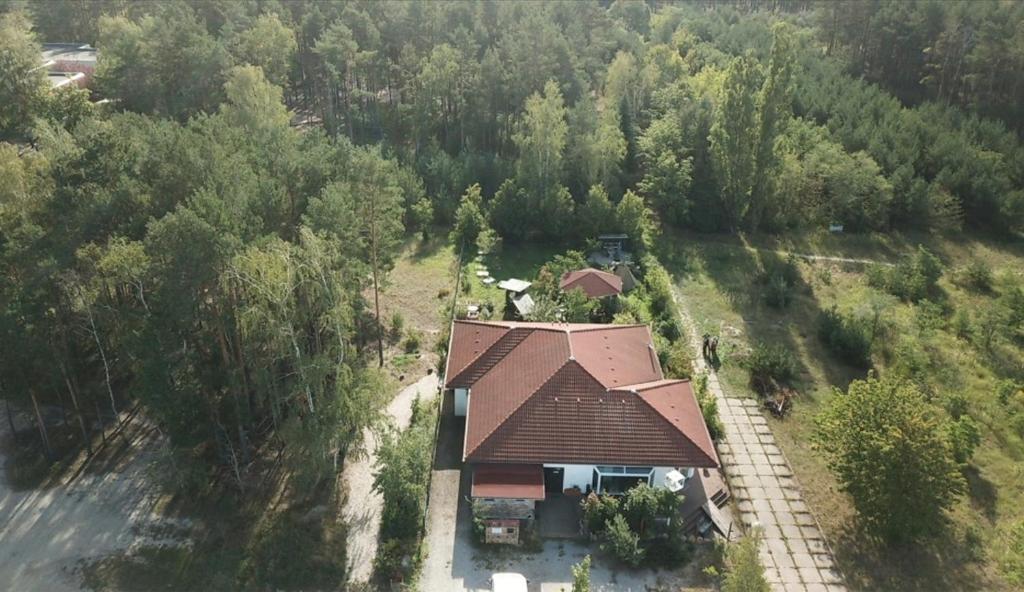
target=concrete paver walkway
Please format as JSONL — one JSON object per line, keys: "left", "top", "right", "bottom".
{"left": 675, "top": 291, "right": 847, "bottom": 592}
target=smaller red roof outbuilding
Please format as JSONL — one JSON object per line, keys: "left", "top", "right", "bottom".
{"left": 560, "top": 268, "right": 623, "bottom": 299}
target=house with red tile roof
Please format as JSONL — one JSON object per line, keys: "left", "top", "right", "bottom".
{"left": 443, "top": 320, "right": 719, "bottom": 524}
{"left": 559, "top": 268, "right": 623, "bottom": 299}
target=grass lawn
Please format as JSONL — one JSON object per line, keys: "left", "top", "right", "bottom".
{"left": 377, "top": 231, "right": 459, "bottom": 382}
{"left": 380, "top": 232, "right": 458, "bottom": 337}
{"left": 459, "top": 242, "right": 564, "bottom": 316}
{"left": 661, "top": 228, "right": 1024, "bottom": 592}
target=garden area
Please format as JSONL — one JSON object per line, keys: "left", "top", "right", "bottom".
{"left": 661, "top": 228, "right": 1024, "bottom": 591}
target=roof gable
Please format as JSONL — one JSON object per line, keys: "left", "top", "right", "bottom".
{"left": 462, "top": 330, "right": 570, "bottom": 458}
{"left": 469, "top": 363, "right": 717, "bottom": 467}
{"left": 445, "top": 321, "right": 510, "bottom": 382}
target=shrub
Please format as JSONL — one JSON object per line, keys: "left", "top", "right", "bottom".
{"left": 997, "top": 380, "right": 1022, "bottom": 406}
{"left": 664, "top": 340, "right": 694, "bottom": 379}
{"left": 947, "top": 415, "right": 981, "bottom": 464}
{"left": 374, "top": 401, "right": 436, "bottom": 543}
{"left": 914, "top": 299, "right": 947, "bottom": 333}
{"left": 581, "top": 493, "right": 620, "bottom": 535}
{"left": 817, "top": 306, "right": 872, "bottom": 368}
{"left": 959, "top": 260, "right": 993, "bottom": 292}
{"left": 999, "top": 520, "right": 1024, "bottom": 586}
{"left": 868, "top": 246, "right": 943, "bottom": 302}
{"left": 623, "top": 483, "right": 678, "bottom": 537}
{"left": 656, "top": 316, "right": 683, "bottom": 342}
{"left": 601, "top": 514, "right": 644, "bottom": 567}
{"left": 644, "top": 532, "right": 691, "bottom": 567}
{"left": 402, "top": 331, "right": 422, "bottom": 354}
{"left": 1003, "top": 285, "right": 1024, "bottom": 329}
{"left": 952, "top": 309, "right": 972, "bottom": 339}
{"left": 721, "top": 530, "right": 770, "bottom": 592}
{"left": 695, "top": 373, "right": 724, "bottom": 440}
{"left": 757, "top": 254, "right": 800, "bottom": 309}
{"left": 571, "top": 555, "right": 591, "bottom": 592}
{"left": 372, "top": 538, "right": 417, "bottom": 583}
{"left": 763, "top": 271, "right": 792, "bottom": 308}
{"left": 744, "top": 342, "right": 797, "bottom": 390}
{"left": 643, "top": 259, "right": 677, "bottom": 320}
{"left": 389, "top": 312, "right": 405, "bottom": 340}
{"left": 815, "top": 374, "right": 966, "bottom": 544}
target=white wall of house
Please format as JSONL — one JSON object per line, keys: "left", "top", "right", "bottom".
{"left": 542, "top": 463, "right": 693, "bottom": 493}
{"left": 543, "top": 464, "right": 594, "bottom": 491}
{"left": 454, "top": 388, "right": 468, "bottom": 416}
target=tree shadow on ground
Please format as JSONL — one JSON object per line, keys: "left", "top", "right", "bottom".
{"left": 408, "top": 229, "right": 449, "bottom": 262}
{"left": 833, "top": 521, "right": 993, "bottom": 592}
{"left": 80, "top": 429, "right": 350, "bottom": 591}
{"left": 662, "top": 231, "right": 840, "bottom": 402}
{"left": 433, "top": 389, "right": 463, "bottom": 472}
{"left": 963, "top": 465, "right": 999, "bottom": 523}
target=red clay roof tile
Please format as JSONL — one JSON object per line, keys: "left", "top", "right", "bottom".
{"left": 471, "top": 464, "right": 545, "bottom": 500}
{"left": 560, "top": 268, "right": 623, "bottom": 298}
{"left": 444, "top": 320, "right": 718, "bottom": 469}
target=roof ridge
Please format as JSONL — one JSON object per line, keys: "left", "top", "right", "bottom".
{"left": 568, "top": 323, "right": 646, "bottom": 333}
{"left": 464, "top": 358, "right": 572, "bottom": 460}
{"left": 613, "top": 378, "right": 689, "bottom": 392}
{"left": 633, "top": 386, "right": 718, "bottom": 466}
{"left": 454, "top": 319, "right": 514, "bottom": 328}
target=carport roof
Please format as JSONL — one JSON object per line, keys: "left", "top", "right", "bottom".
{"left": 471, "top": 464, "right": 545, "bottom": 500}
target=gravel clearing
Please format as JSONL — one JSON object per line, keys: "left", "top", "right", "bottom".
{"left": 0, "top": 417, "right": 189, "bottom": 591}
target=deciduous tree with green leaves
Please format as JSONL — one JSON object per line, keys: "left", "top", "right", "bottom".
{"left": 815, "top": 373, "right": 966, "bottom": 544}
{"left": 0, "top": 12, "right": 47, "bottom": 139}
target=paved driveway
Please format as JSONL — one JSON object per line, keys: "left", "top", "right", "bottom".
{"left": 419, "top": 391, "right": 708, "bottom": 592}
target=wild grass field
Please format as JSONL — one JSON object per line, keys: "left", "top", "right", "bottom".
{"left": 662, "top": 229, "right": 1024, "bottom": 591}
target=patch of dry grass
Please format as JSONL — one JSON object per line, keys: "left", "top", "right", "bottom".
{"left": 662, "top": 228, "right": 1024, "bottom": 591}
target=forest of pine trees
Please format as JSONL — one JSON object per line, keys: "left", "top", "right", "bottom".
{"left": 1, "top": 0, "right": 1023, "bottom": 529}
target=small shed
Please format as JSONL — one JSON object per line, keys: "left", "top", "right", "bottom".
{"left": 597, "top": 234, "right": 630, "bottom": 262}
{"left": 497, "top": 278, "right": 533, "bottom": 319}
{"left": 612, "top": 262, "right": 639, "bottom": 292}
{"left": 510, "top": 292, "right": 534, "bottom": 317}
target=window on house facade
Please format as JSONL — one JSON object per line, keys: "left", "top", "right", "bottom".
{"left": 591, "top": 466, "right": 654, "bottom": 495}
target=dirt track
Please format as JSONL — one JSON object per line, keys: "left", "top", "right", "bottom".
{"left": 342, "top": 372, "right": 440, "bottom": 584}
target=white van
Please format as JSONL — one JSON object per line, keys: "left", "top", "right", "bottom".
{"left": 489, "top": 572, "right": 528, "bottom": 592}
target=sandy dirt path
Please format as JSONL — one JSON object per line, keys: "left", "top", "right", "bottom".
{"left": 342, "top": 372, "right": 440, "bottom": 584}
{"left": 0, "top": 417, "right": 189, "bottom": 591}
